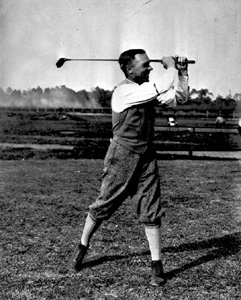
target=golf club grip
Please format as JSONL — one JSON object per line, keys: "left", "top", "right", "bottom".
{"left": 150, "top": 59, "right": 195, "bottom": 64}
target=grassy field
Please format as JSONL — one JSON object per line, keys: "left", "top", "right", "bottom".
{"left": 0, "top": 108, "right": 241, "bottom": 299}
{"left": 0, "top": 159, "right": 240, "bottom": 300}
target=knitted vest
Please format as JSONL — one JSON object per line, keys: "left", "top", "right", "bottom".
{"left": 112, "top": 102, "right": 156, "bottom": 154}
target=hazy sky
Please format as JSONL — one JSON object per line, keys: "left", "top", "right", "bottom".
{"left": 0, "top": 0, "right": 240, "bottom": 97}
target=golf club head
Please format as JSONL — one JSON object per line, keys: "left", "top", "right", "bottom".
{"left": 56, "top": 58, "right": 70, "bottom": 68}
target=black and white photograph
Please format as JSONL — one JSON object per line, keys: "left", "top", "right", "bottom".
{"left": 0, "top": 0, "right": 241, "bottom": 299}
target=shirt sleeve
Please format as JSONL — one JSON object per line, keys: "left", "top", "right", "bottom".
{"left": 112, "top": 67, "right": 189, "bottom": 113}
{"left": 156, "top": 72, "right": 189, "bottom": 107}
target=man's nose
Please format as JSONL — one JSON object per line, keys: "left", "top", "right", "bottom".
{"left": 148, "top": 65, "right": 153, "bottom": 71}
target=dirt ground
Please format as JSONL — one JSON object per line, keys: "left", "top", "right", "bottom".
{"left": 0, "top": 158, "right": 240, "bottom": 300}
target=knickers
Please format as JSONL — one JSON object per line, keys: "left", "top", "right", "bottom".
{"left": 89, "top": 140, "right": 164, "bottom": 225}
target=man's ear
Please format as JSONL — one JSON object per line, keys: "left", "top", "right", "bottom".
{"left": 126, "top": 64, "right": 133, "bottom": 75}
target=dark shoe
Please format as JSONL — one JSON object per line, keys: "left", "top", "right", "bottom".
{"left": 150, "top": 260, "right": 166, "bottom": 286}
{"left": 68, "top": 243, "right": 88, "bottom": 272}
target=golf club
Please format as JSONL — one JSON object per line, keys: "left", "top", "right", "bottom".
{"left": 56, "top": 57, "right": 195, "bottom": 68}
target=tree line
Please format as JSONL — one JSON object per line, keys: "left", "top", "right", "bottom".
{"left": 0, "top": 86, "right": 237, "bottom": 111}
{"left": 0, "top": 86, "right": 112, "bottom": 109}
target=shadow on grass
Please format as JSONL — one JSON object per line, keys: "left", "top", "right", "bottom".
{"left": 81, "top": 252, "right": 150, "bottom": 269}
{"left": 156, "top": 153, "right": 240, "bottom": 161}
{"left": 80, "top": 232, "right": 240, "bottom": 280}
{"left": 163, "top": 231, "right": 241, "bottom": 280}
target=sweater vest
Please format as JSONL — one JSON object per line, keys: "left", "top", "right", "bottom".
{"left": 112, "top": 102, "right": 156, "bottom": 154}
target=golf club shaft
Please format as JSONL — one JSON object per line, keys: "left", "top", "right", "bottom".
{"left": 68, "top": 58, "right": 118, "bottom": 62}
{"left": 56, "top": 57, "right": 195, "bottom": 68}
{"left": 61, "top": 58, "right": 195, "bottom": 62}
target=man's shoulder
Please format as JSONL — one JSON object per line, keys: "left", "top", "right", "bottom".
{"left": 112, "top": 80, "right": 137, "bottom": 98}
{"left": 117, "top": 78, "right": 135, "bottom": 87}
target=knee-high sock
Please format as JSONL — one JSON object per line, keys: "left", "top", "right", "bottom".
{"left": 80, "top": 213, "right": 101, "bottom": 247}
{"left": 145, "top": 225, "right": 162, "bottom": 261}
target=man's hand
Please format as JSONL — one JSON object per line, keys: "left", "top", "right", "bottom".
{"left": 175, "top": 56, "right": 188, "bottom": 76}
{"left": 161, "top": 56, "right": 175, "bottom": 69}
{"left": 161, "top": 56, "right": 188, "bottom": 76}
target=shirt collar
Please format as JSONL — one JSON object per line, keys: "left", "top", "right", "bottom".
{"left": 124, "top": 78, "right": 139, "bottom": 85}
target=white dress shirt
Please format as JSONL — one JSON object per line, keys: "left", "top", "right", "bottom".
{"left": 112, "top": 67, "right": 189, "bottom": 113}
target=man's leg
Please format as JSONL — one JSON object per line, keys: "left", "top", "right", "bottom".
{"left": 144, "top": 225, "right": 162, "bottom": 261}
{"left": 81, "top": 213, "right": 101, "bottom": 247}
{"left": 68, "top": 140, "right": 140, "bottom": 272}
{"left": 134, "top": 149, "right": 166, "bottom": 286}
{"left": 145, "top": 225, "right": 166, "bottom": 286}
{"left": 68, "top": 213, "right": 101, "bottom": 271}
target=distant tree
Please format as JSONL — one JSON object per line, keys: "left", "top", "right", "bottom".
{"left": 76, "top": 89, "right": 89, "bottom": 103}
{"left": 92, "top": 86, "right": 112, "bottom": 107}
{"left": 178, "top": 87, "right": 236, "bottom": 112}
{"left": 34, "top": 86, "right": 43, "bottom": 97}
{"left": 224, "top": 96, "right": 236, "bottom": 109}
{"left": 6, "top": 87, "right": 13, "bottom": 95}
{"left": 26, "top": 86, "right": 44, "bottom": 106}
{"left": 212, "top": 96, "right": 236, "bottom": 111}
{"left": 11, "top": 89, "right": 22, "bottom": 99}
{"left": 0, "top": 87, "right": 7, "bottom": 106}
{"left": 199, "top": 88, "right": 209, "bottom": 98}
{"left": 0, "top": 87, "right": 6, "bottom": 98}
{"left": 43, "top": 87, "right": 51, "bottom": 100}
{"left": 22, "top": 90, "right": 28, "bottom": 97}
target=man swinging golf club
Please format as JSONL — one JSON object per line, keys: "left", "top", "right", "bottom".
{"left": 68, "top": 49, "right": 189, "bottom": 286}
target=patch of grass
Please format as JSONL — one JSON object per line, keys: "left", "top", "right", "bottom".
{"left": 0, "top": 159, "right": 240, "bottom": 299}
{"left": 0, "top": 110, "right": 112, "bottom": 137}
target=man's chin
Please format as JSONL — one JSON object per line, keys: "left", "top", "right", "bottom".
{"left": 142, "top": 76, "right": 149, "bottom": 83}
{"left": 137, "top": 75, "right": 149, "bottom": 84}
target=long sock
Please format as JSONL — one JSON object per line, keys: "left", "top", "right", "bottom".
{"left": 80, "top": 213, "right": 101, "bottom": 247}
{"left": 144, "top": 225, "right": 162, "bottom": 261}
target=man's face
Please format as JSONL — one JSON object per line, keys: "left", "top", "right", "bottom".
{"left": 127, "top": 53, "right": 153, "bottom": 84}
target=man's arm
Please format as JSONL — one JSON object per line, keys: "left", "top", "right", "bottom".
{"left": 112, "top": 67, "right": 177, "bottom": 113}
{"left": 111, "top": 56, "right": 189, "bottom": 113}
{"left": 156, "top": 57, "right": 189, "bottom": 107}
